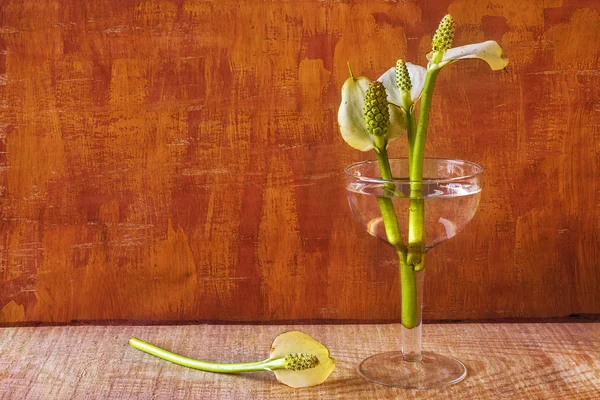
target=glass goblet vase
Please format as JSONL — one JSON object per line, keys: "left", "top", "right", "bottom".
{"left": 345, "top": 158, "right": 483, "bottom": 389}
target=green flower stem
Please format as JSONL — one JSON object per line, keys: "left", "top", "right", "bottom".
{"left": 407, "top": 68, "right": 441, "bottom": 269}
{"left": 129, "top": 337, "right": 286, "bottom": 373}
{"left": 406, "top": 108, "right": 417, "bottom": 163}
{"left": 373, "top": 136, "right": 405, "bottom": 252}
{"left": 374, "top": 136, "right": 393, "bottom": 181}
{"left": 398, "top": 251, "right": 418, "bottom": 329}
{"left": 373, "top": 136, "right": 416, "bottom": 328}
{"left": 376, "top": 197, "right": 403, "bottom": 250}
{"left": 398, "top": 99, "right": 420, "bottom": 328}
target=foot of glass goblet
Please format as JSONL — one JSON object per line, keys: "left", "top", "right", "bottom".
{"left": 357, "top": 351, "right": 467, "bottom": 389}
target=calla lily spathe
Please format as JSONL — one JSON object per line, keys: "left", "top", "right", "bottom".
{"left": 270, "top": 330, "right": 336, "bottom": 388}
{"left": 337, "top": 75, "right": 405, "bottom": 151}
{"left": 427, "top": 40, "right": 509, "bottom": 71}
{"left": 378, "top": 62, "right": 427, "bottom": 108}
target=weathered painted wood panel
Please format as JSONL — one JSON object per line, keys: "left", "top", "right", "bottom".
{"left": 0, "top": 0, "right": 599, "bottom": 323}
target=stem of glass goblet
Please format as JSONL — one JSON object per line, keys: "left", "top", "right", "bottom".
{"left": 400, "top": 267, "right": 424, "bottom": 362}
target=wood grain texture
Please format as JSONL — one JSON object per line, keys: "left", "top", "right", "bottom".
{"left": 0, "top": 0, "right": 599, "bottom": 323}
{"left": 0, "top": 323, "right": 599, "bottom": 399}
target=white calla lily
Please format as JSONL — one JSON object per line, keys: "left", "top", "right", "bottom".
{"left": 378, "top": 62, "right": 427, "bottom": 107}
{"left": 270, "top": 330, "right": 336, "bottom": 388}
{"left": 129, "top": 330, "right": 336, "bottom": 389}
{"left": 427, "top": 40, "right": 508, "bottom": 71}
{"left": 337, "top": 75, "right": 405, "bottom": 151}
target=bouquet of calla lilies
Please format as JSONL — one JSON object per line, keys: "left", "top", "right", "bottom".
{"left": 338, "top": 15, "right": 508, "bottom": 329}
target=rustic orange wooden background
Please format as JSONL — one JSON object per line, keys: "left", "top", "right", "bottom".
{"left": 0, "top": 0, "right": 599, "bottom": 324}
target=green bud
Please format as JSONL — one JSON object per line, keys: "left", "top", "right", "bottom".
{"left": 284, "top": 353, "right": 320, "bottom": 371}
{"left": 432, "top": 14, "right": 455, "bottom": 52}
{"left": 364, "top": 81, "right": 390, "bottom": 137}
{"left": 395, "top": 60, "right": 412, "bottom": 93}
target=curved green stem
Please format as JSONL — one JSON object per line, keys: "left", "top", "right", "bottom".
{"left": 129, "top": 337, "right": 286, "bottom": 373}
{"left": 374, "top": 141, "right": 393, "bottom": 181}
{"left": 373, "top": 136, "right": 405, "bottom": 253}
{"left": 376, "top": 196, "right": 404, "bottom": 250}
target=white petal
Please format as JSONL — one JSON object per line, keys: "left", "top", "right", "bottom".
{"left": 407, "top": 63, "right": 427, "bottom": 102}
{"left": 427, "top": 40, "right": 509, "bottom": 70}
{"left": 337, "top": 76, "right": 374, "bottom": 151}
{"left": 386, "top": 104, "right": 405, "bottom": 143}
{"left": 378, "top": 62, "right": 427, "bottom": 104}
{"left": 378, "top": 67, "right": 401, "bottom": 105}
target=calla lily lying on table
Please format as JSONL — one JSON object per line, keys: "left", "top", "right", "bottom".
{"left": 269, "top": 330, "right": 336, "bottom": 388}
{"left": 129, "top": 330, "right": 335, "bottom": 389}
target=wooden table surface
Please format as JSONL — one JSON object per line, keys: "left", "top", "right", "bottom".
{"left": 1, "top": 323, "right": 598, "bottom": 399}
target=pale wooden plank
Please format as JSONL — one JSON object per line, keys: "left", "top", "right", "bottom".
{"left": 0, "top": 324, "right": 598, "bottom": 399}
